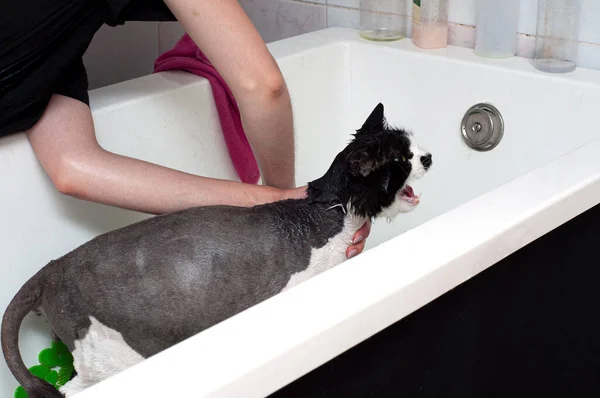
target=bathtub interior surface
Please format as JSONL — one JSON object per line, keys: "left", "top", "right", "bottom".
{"left": 1, "top": 28, "right": 600, "bottom": 396}
{"left": 339, "top": 39, "right": 600, "bottom": 252}
{"left": 283, "top": 31, "right": 600, "bottom": 253}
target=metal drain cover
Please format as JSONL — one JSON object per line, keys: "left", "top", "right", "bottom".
{"left": 461, "top": 103, "right": 504, "bottom": 151}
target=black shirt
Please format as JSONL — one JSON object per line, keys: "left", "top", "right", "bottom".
{"left": 0, "top": 0, "right": 175, "bottom": 137}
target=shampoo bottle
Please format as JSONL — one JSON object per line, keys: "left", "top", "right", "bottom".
{"left": 411, "top": 0, "right": 449, "bottom": 49}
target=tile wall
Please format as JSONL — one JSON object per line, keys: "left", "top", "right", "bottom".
{"left": 83, "top": 0, "right": 600, "bottom": 89}
{"left": 326, "top": 0, "right": 600, "bottom": 70}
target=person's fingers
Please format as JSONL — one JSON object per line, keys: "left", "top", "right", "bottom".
{"left": 276, "top": 186, "right": 308, "bottom": 201}
{"left": 347, "top": 220, "right": 371, "bottom": 259}
{"left": 352, "top": 219, "right": 372, "bottom": 245}
{"left": 289, "top": 186, "right": 308, "bottom": 199}
{"left": 347, "top": 240, "right": 366, "bottom": 259}
{"left": 266, "top": 187, "right": 371, "bottom": 259}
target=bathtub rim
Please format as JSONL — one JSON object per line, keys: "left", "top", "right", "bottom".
{"left": 73, "top": 28, "right": 600, "bottom": 397}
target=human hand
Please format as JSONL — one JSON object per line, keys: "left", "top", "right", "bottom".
{"left": 347, "top": 219, "right": 371, "bottom": 259}
{"left": 277, "top": 186, "right": 308, "bottom": 201}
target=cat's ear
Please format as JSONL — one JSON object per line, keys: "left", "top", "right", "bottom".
{"left": 355, "top": 103, "right": 385, "bottom": 136}
{"left": 346, "top": 137, "right": 385, "bottom": 177}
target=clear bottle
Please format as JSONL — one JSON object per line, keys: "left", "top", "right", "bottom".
{"left": 474, "top": 0, "right": 520, "bottom": 58}
{"left": 533, "top": 0, "right": 581, "bottom": 73}
{"left": 359, "top": 0, "right": 408, "bottom": 41}
{"left": 411, "top": 0, "right": 449, "bottom": 49}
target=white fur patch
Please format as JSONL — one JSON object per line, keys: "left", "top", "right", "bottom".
{"left": 408, "top": 140, "right": 429, "bottom": 181}
{"left": 381, "top": 137, "right": 430, "bottom": 221}
{"left": 59, "top": 317, "right": 144, "bottom": 397}
{"left": 380, "top": 194, "right": 419, "bottom": 221}
{"left": 282, "top": 213, "right": 366, "bottom": 291}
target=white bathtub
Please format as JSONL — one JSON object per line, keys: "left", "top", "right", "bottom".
{"left": 2, "top": 27, "right": 600, "bottom": 397}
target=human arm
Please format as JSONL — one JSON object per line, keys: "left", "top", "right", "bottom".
{"left": 29, "top": 96, "right": 368, "bottom": 256}
{"left": 27, "top": 95, "right": 300, "bottom": 215}
{"left": 163, "top": 0, "right": 296, "bottom": 189}
{"left": 160, "top": 0, "right": 371, "bottom": 255}
{"left": 28, "top": 0, "right": 369, "bottom": 255}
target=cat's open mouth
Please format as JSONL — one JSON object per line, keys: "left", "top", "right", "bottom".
{"left": 399, "top": 185, "right": 420, "bottom": 205}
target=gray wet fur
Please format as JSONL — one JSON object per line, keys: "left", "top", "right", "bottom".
{"left": 2, "top": 200, "right": 345, "bottom": 398}
{"left": 2, "top": 200, "right": 344, "bottom": 398}
{"left": 40, "top": 201, "right": 345, "bottom": 355}
{"left": 1, "top": 102, "right": 433, "bottom": 398}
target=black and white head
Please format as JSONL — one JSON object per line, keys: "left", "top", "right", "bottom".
{"left": 308, "top": 103, "right": 432, "bottom": 220}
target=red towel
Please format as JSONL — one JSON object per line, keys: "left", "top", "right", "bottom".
{"left": 154, "top": 34, "right": 260, "bottom": 185}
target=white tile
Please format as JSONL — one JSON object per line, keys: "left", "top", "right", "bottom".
{"left": 158, "top": 1, "right": 329, "bottom": 51}
{"left": 448, "top": 0, "right": 476, "bottom": 26}
{"left": 329, "top": 1, "right": 410, "bottom": 32}
{"left": 241, "top": 0, "right": 326, "bottom": 43}
{"left": 83, "top": 22, "right": 158, "bottom": 90}
{"left": 327, "top": 6, "right": 359, "bottom": 29}
{"left": 518, "top": 0, "right": 538, "bottom": 36}
{"left": 448, "top": 22, "right": 475, "bottom": 48}
{"left": 577, "top": 42, "right": 600, "bottom": 70}
{"left": 328, "top": 0, "right": 410, "bottom": 15}
{"left": 449, "top": 0, "right": 599, "bottom": 43}
{"left": 447, "top": 0, "right": 536, "bottom": 36}
{"left": 580, "top": 0, "right": 600, "bottom": 44}
{"left": 278, "top": 0, "right": 327, "bottom": 38}
{"left": 516, "top": 33, "right": 536, "bottom": 58}
{"left": 328, "top": 0, "right": 360, "bottom": 9}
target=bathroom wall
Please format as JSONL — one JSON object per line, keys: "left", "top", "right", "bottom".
{"left": 83, "top": 0, "right": 600, "bottom": 89}
{"left": 326, "top": 0, "right": 600, "bottom": 70}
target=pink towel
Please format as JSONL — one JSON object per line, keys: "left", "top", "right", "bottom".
{"left": 154, "top": 34, "right": 260, "bottom": 185}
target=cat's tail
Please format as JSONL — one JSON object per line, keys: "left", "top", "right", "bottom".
{"left": 1, "top": 264, "right": 63, "bottom": 398}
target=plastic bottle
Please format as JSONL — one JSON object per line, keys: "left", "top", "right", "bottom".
{"left": 411, "top": 0, "right": 449, "bottom": 49}
{"left": 474, "top": 0, "right": 520, "bottom": 58}
{"left": 534, "top": 0, "right": 581, "bottom": 73}
{"left": 359, "top": 0, "right": 408, "bottom": 41}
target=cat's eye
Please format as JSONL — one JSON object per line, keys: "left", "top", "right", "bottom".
{"left": 394, "top": 156, "right": 406, "bottom": 162}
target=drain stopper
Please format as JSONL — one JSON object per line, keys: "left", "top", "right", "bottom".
{"left": 461, "top": 103, "right": 504, "bottom": 151}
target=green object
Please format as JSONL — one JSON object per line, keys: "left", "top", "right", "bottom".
{"left": 38, "top": 349, "right": 60, "bottom": 368}
{"left": 14, "top": 386, "right": 27, "bottom": 398}
{"left": 13, "top": 341, "right": 75, "bottom": 398}
{"left": 39, "top": 341, "right": 73, "bottom": 367}
{"left": 45, "top": 370, "right": 59, "bottom": 386}
{"left": 58, "top": 363, "right": 75, "bottom": 387}
{"left": 28, "top": 365, "right": 51, "bottom": 379}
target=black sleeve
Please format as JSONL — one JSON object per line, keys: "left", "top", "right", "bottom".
{"left": 0, "top": 0, "right": 177, "bottom": 137}
{"left": 105, "top": 0, "right": 176, "bottom": 26}
{"left": 53, "top": 59, "right": 90, "bottom": 107}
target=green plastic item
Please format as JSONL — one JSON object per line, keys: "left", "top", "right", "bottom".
{"left": 13, "top": 340, "right": 75, "bottom": 398}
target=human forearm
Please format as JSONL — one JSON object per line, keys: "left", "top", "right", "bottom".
{"left": 164, "top": 0, "right": 296, "bottom": 189}
{"left": 29, "top": 94, "right": 366, "bottom": 257}
{"left": 27, "top": 95, "right": 292, "bottom": 215}
{"left": 58, "top": 148, "right": 283, "bottom": 214}
{"left": 237, "top": 83, "right": 295, "bottom": 189}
